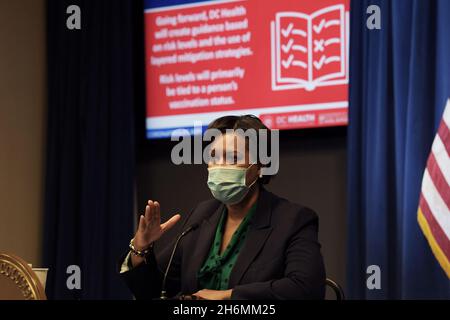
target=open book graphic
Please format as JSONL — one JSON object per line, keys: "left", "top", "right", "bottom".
{"left": 271, "top": 5, "right": 349, "bottom": 91}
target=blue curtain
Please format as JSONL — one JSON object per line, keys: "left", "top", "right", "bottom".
{"left": 43, "top": 0, "right": 138, "bottom": 299}
{"left": 347, "top": 0, "right": 450, "bottom": 299}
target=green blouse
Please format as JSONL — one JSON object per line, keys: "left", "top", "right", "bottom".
{"left": 197, "top": 203, "right": 256, "bottom": 290}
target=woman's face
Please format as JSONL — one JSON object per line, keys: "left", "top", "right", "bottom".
{"left": 208, "top": 132, "right": 260, "bottom": 187}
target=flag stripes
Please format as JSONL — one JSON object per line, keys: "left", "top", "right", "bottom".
{"left": 418, "top": 99, "right": 450, "bottom": 278}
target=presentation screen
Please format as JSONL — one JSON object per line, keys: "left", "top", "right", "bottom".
{"left": 145, "top": 0, "right": 350, "bottom": 138}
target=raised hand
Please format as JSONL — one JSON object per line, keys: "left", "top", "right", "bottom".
{"left": 131, "top": 200, "right": 180, "bottom": 267}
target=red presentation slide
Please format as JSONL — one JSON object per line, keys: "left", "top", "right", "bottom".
{"left": 145, "top": 0, "right": 349, "bottom": 138}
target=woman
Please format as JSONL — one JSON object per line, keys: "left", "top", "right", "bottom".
{"left": 119, "top": 115, "right": 325, "bottom": 299}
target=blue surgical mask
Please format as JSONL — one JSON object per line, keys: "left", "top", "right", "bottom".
{"left": 207, "top": 164, "right": 258, "bottom": 205}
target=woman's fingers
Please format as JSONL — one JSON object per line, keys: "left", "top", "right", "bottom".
{"left": 138, "top": 214, "right": 147, "bottom": 232}
{"left": 143, "top": 200, "right": 178, "bottom": 235}
{"left": 161, "top": 214, "right": 181, "bottom": 232}
{"left": 144, "top": 203, "right": 152, "bottom": 224}
{"left": 153, "top": 201, "right": 161, "bottom": 224}
{"left": 148, "top": 200, "right": 157, "bottom": 224}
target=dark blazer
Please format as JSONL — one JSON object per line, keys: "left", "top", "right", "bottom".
{"left": 119, "top": 187, "right": 326, "bottom": 300}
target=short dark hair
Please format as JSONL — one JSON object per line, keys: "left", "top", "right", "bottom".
{"left": 207, "top": 115, "right": 274, "bottom": 184}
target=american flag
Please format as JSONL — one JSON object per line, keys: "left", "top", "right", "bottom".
{"left": 418, "top": 99, "right": 450, "bottom": 279}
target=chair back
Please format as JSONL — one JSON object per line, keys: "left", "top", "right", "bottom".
{"left": 0, "top": 253, "right": 47, "bottom": 300}
{"left": 326, "top": 278, "right": 345, "bottom": 300}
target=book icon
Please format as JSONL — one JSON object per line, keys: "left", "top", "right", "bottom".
{"left": 271, "top": 4, "right": 349, "bottom": 91}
